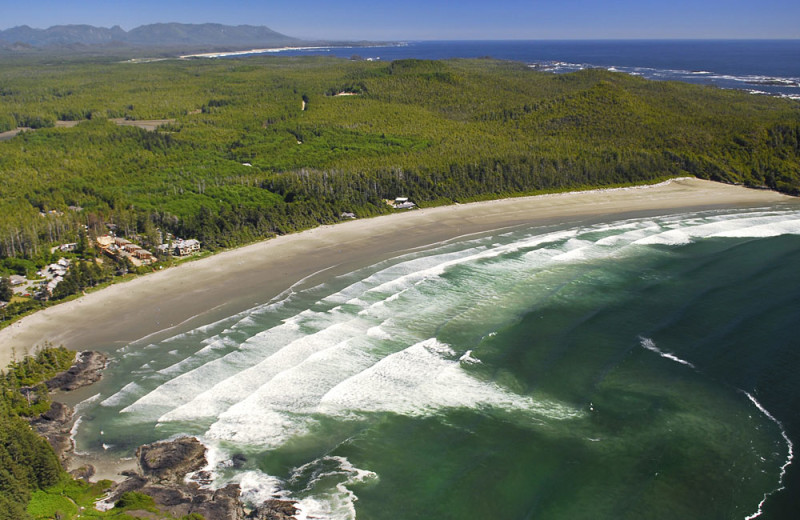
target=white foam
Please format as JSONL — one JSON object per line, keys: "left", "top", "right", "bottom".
{"left": 634, "top": 213, "right": 800, "bottom": 245}
{"left": 204, "top": 333, "right": 384, "bottom": 445}
{"left": 162, "top": 316, "right": 383, "bottom": 425}
{"left": 233, "top": 470, "right": 289, "bottom": 505}
{"left": 100, "top": 382, "right": 147, "bottom": 407}
{"left": 126, "top": 319, "right": 311, "bottom": 419}
{"left": 167, "top": 211, "right": 800, "bottom": 438}
{"left": 97, "top": 207, "right": 800, "bottom": 503}
{"left": 69, "top": 416, "right": 86, "bottom": 454}
{"left": 743, "top": 391, "right": 794, "bottom": 520}
{"left": 639, "top": 337, "right": 696, "bottom": 369}
{"left": 711, "top": 218, "right": 800, "bottom": 238}
{"left": 366, "top": 326, "right": 391, "bottom": 339}
{"left": 202, "top": 336, "right": 579, "bottom": 447}
{"left": 319, "top": 338, "right": 580, "bottom": 421}
{"left": 292, "top": 456, "right": 378, "bottom": 520}
{"left": 69, "top": 392, "right": 102, "bottom": 454}
{"left": 459, "top": 350, "right": 481, "bottom": 365}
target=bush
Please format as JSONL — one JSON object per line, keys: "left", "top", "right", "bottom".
{"left": 114, "top": 491, "right": 157, "bottom": 511}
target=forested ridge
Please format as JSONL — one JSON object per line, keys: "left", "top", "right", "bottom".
{"left": 1, "top": 55, "right": 799, "bottom": 259}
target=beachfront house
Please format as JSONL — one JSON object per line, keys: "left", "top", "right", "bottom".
{"left": 132, "top": 249, "right": 155, "bottom": 265}
{"left": 95, "top": 235, "right": 114, "bottom": 249}
{"left": 173, "top": 239, "right": 201, "bottom": 256}
{"left": 393, "top": 197, "right": 416, "bottom": 210}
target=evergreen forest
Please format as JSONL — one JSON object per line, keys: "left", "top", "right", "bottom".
{"left": 1, "top": 51, "right": 799, "bottom": 520}
{"left": 0, "top": 346, "right": 211, "bottom": 519}
{"left": 1, "top": 55, "right": 799, "bottom": 260}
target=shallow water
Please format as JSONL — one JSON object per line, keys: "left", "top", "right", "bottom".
{"left": 74, "top": 205, "right": 800, "bottom": 519}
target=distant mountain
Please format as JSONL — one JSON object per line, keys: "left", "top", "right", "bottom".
{"left": 0, "top": 23, "right": 300, "bottom": 49}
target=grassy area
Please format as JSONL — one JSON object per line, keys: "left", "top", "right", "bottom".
{"left": 28, "top": 480, "right": 205, "bottom": 519}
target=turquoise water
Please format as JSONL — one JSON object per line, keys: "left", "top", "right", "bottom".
{"left": 73, "top": 205, "right": 800, "bottom": 519}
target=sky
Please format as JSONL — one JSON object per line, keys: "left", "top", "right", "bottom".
{"left": 1, "top": 0, "right": 798, "bottom": 40}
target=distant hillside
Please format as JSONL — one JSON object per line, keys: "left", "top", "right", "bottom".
{"left": 0, "top": 22, "right": 300, "bottom": 49}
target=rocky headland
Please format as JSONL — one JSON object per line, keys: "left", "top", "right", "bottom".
{"left": 30, "top": 350, "right": 299, "bottom": 519}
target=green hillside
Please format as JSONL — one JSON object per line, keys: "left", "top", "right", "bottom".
{"left": 1, "top": 55, "right": 798, "bottom": 257}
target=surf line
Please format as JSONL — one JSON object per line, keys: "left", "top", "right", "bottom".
{"left": 638, "top": 337, "right": 696, "bottom": 369}
{"left": 742, "top": 390, "right": 794, "bottom": 520}
{"left": 637, "top": 338, "right": 794, "bottom": 518}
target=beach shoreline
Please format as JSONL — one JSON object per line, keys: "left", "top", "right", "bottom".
{"left": 1, "top": 178, "right": 796, "bottom": 372}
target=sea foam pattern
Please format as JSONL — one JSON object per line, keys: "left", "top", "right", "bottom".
{"left": 106, "top": 207, "right": 800, "bottom": 434}
{"left": 86, "top": 207, "right": 800, "bottom": 518}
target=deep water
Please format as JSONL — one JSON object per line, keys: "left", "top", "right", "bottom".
{"left": 74, "top": 205, "right": 800, "bottom": 519}
{"left": 242, "top": 40, "right": 800, "bottom": 99}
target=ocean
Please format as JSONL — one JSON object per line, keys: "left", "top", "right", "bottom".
{"left": 71, "top": 203, "right": 800, "bottom": 519}
{"left": 228, "top": 39, "right": 800, "bottom": 99}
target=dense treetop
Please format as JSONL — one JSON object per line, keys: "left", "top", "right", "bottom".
{"left": 0, "top": 55, "right": 798, "bottom": 257}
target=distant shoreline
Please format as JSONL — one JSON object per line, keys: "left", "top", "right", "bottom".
{"left": 1, "top": 178, "right": 797, "bottom": 372}
{"left": 178, "top": 42, "right": 402, "bottom": 59}
{"left": 179, "top": 45, "right": 344, "bottom": 59}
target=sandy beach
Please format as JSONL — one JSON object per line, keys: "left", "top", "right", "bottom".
{"left": 1, "top": 178, "right": 797, "bottom": 369}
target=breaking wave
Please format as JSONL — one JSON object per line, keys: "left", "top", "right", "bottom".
{"left": 75, "top": 206, "right": 800, "bottom": 517}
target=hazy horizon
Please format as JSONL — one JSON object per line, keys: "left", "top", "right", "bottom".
{"left": 3, "top": 0, "right": 799, "bottom": 41}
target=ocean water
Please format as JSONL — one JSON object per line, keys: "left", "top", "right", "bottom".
{"left": 231, "top": 40, "right": 800, "bottom": 99}
{"left": 72, "top": 203, "right": 800, "bottom": 519}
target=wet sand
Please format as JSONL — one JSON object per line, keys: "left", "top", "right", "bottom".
{"left": 1, "top": 178, "right": 796, "bottom": 369}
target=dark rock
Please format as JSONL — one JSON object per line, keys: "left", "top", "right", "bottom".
{"left": 46, "top": 350, "right": 107, "bottom": 391}
{"left": 193, "top": 470, "right": 213, "bottom": 485}
{"left": 109, "top": 437, "right": 246, "bottom": 520}
{"left": 247, "top": 499, "right": 299, "bottom": 520}
{"left": 29, "top": 401, "right": 74, "bottom": 463}
{"left": 232, "top": 452, "right": 248, "bottom": 468}
{"left": 40, "top": 400, "right": 73, "bottom": 423}
{"left": 103, "top": 436, "right": 291, "bottom": 520}
{"left": 115, "top": 481, "right": 245, "bottom": 520}
{"left": 113, "top": 474, "right": 148, "bottom": 496}
{"left": 136, "top": 436, "right": 206, "bottom": 484}
{"left": 69, "top": 465, "right": 95, "bottom": 481}
{"left": 139, "top": 485, "right": 191, "bottom": 507}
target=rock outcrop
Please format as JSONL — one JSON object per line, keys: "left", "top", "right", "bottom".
{"left": 248, "top": 500, "right": 300, "bottom": 520}
{"left": 29, "top": 400, "right": 74, "bottom": 464}
{"left": 108, "top": 437, "right": 244, "bottom": 520}
{"left": 46, "top": 350, "right": 107, "bottom": 391}
{"left": 107, "top": 436, "right": 300, "bottom": 520}
{"left": 137, "top": 436, "right": 207, "bottom": 484}
{"left": 27, "top": 350, "right": 108, "bottom": 473}
{"left": 33, "top": 353, "right": 298, "bottom": 519}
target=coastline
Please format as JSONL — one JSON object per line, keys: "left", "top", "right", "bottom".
{"left": 1, "top": 178, "right": 796, "bottom": 372}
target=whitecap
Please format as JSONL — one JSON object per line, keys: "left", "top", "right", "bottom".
{"left": 639, "top": 337, "right": 696, "bottom": 369}
{"left": 742, "top": 391, "right": 794, "bottom": 520}
{"left": 100, "top": 382, "right": 147, "bottom": 407}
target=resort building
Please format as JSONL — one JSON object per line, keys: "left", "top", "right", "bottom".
{"left": 173, "top": 239, "right": 201, "bottom": 256}
{"left": 387, "top": 197, "right": 417, "bottom": 210}
{"left": 95, "top": 234, "right": 156, "bottom": 266}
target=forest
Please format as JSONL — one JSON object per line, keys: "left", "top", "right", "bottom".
{"left": 0, "top": 346, "right": 209, "bottom": 519}
{"left": 0, "top": 54, "right": 798, "bottom": 261}
{"left": 1, "top": 51, "right": 799, "bottom": 519}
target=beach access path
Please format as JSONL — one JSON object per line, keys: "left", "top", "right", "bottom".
{"left": 1, "top": 178, "right": 797, "bottom": 368}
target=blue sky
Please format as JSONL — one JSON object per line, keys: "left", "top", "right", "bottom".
{"left": 2, "top": 0, "right": 798, "bottom": 40}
